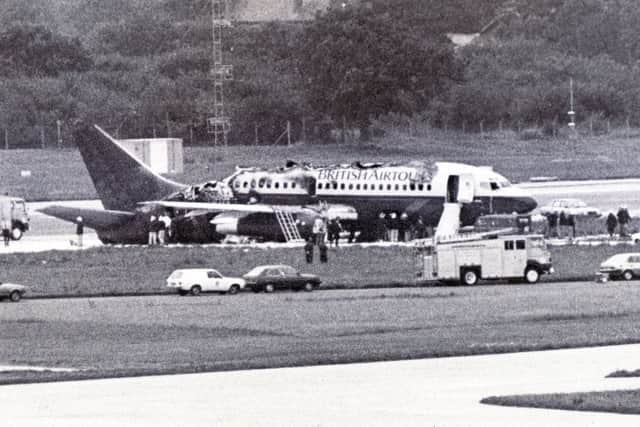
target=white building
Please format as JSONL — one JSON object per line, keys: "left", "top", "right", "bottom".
{"left": 117, "top": 138, "right": 184, "bottom": 175}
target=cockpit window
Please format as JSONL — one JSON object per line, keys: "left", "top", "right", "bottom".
{"left": 490, "top": 182, "right": 499, "bottom": 190}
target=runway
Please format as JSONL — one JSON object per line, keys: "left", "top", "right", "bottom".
{"left": 2, "top": 344, "right": 640, "bottom": 426}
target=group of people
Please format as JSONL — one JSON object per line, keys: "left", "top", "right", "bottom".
{"left": 148, "top": 212, "right": 173, "bottom": 245}
{"left": 606, "top": 206, "right": 631, "bottom": 238}
{"left": 545, "top": 211, "right": 576, "bottom": 238}
{"left": 376, "top": 212, "right": 428, "bottom": 242}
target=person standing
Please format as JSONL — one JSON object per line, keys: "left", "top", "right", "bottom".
{"left": 606, "top": 212, "right": 618, "bottom": 238}
{"left": 376, "top": 212, "right": 387, "bottom": 241}
{"left": 327, "top": 217, "right": 342, "bottom": 248}
{"left": 0, "top": 195, "right": 12, "bottom": 247}
{"left": 158, "top": 212, "right": 171, "bottom": 244}
{"left": 413, "top": 217, "right": 427, "bottom": 240}
{"left": 312, "top": 216, "right": 326, "bottom": 246}
{"left": 389, "top": 212, "right": 399, "bottom": 242}
{"left": 547, "top": 212, "right": 558, "bottom": 238}
{"left": 148, "top": 215, "right": 158, "bottom": 245}
{"left": 617, "top": 206, "right": 631, "bottom": 238}
{"left": 304, "top": 237, "right": 314, "bottom": 263}
{"left": 399, "top": 213, "right": 410, "bottom": 242}
{"left": 75, "top": 216, "right": 84, "bottom": 247}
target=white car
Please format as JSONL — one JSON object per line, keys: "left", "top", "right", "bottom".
{"left": 597, "top": 253, "right": 640, "bottom": 281}
{"left": 539, "top": 198, "right": 601, "bottom": 217}
{"left": 166, "top": 269, "right": 246, "bottom": 296}
{"left": 0, "top": 282, "right": 28, "bottom": 302}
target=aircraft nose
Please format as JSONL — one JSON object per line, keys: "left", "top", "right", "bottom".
{"left": 517, "top": 196, "right": 537, "bottom": 213}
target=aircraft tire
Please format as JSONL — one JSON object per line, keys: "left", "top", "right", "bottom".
{"left": 190, "top": 285, "right": 202, "bottom": 296}
{"left": 525, "top": 267, "right": 540, "bottom": 284}
{"left": 9, "top": 291, "right": 21, "bottom": 302}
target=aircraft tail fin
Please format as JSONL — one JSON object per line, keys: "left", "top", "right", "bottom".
{"left": 74, "top": 125, "right": 186, "bottom": 211}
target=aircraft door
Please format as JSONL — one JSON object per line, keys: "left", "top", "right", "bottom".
{"left": 446, "top": 174, "right": 475, "bottom": 203}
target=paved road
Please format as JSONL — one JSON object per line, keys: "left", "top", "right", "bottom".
{"left": 521, "top": 178, "right": 640, "bottom": 215}
{"left": 2, "top": 344, "right": 640, "bottom": 426}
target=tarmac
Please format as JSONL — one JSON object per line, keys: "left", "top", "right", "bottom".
{"left": 2, "top": 344, "right": 640, "bottom": 426}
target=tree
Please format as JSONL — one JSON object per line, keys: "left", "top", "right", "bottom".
{"left": 297, "top": 6, "right": 457, "bottom": 139}
{"left": 0, "top": 24, "right": 92, "bottom": 78}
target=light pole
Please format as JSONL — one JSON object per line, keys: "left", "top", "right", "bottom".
{"left": 568, "top": 78, "right": 576, "bottom": 138}
{"left": 56, "top": 120, "right": 62, "bottom": 148}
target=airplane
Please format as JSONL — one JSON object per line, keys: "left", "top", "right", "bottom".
{"left": 38, "top": 124, "right": 537, "bottom": 244}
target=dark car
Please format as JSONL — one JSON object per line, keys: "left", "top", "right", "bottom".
{"left": 243, "top": 265, "right": 321, "bottom": 293}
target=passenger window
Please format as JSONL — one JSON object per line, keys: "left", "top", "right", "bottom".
{"left": 356, "top": 184, "right": 361, "bottom": 190}
{"left": 387, "top": 184, "right": 392, "bottom": 190}
{"left": 243, "top": 182, "right": 248, "bottom": 188}
{"left": 379, "top": 184, "right": 384, "bottom": 190}
{"left": 516, "top": 240, "right": 525, "bottom": 250}
{"left": 292, "top": 182, "right": 296, "bottom": 188}
{"left": 340, "top": 183, "right": 345, "bottom": 190}
{"left": 418, "top": 184, "right": 424, "bottom": 191}
{"left": 234, "top": 181, "right": 240, "bottom": 188}
{"left": 363, "top": 183, "right": 368, "bottom": 190}
{"left": 427, "top": 184, "right": 432, "bottom": 191}
{"left": 504, "top": 241, "right": 514, "bottom": 250}
{"left": 318, "top": 183, "right": 323, "bottom": 190}
{"left": 275, "top": 182, "right": 280, "bottom": 189}
{"left": 333, "top": 182, "right": 338, "bottom": 190}
{"left": 348, "top": 184, "right": 353, "bottom": 190}
{"left": 283, "top": 183, "right": 288, "bottom": 189}
{"left": 258, "top": 178, "right": 265, "bottom": 188}
{"left": 410, "top": 184, "right": 415, "bottom": 191}
{"left": 402, "top": 184, "right": 407, "bottom": 191}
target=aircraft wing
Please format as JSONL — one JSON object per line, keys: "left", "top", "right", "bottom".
{"left": 38, "top": 205, "right": 136, "bottom": 229}
{"left": 141, "top": 200, "right": 358, "bottom": 220}
{"left": 139, "top": 201, "right": 275, "bottom": 213}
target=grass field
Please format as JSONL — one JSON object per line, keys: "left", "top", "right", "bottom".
{"left": 2, "top": 242, "right": 640, "bottom": 298}
{"left": 481, "top": 390, "right": 640, "bottom": 415}
{"left": 3, "top": 130, "right": 640, "bottom": 201}
{"left": 3, "top": 279, "right": 640, "bottom": 386}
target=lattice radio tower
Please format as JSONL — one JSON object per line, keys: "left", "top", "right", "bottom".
{"left": 207, "top": 0, "right": 233, "bottom": 146}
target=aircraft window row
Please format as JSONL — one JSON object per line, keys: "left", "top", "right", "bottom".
{"left": 235, "top": 180, "right": 297, "bottom": 190}
{"left": 316, "top": 182, "right": 432, "bottom": 192}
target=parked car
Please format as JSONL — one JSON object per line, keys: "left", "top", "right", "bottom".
{"left": 539, "top": 198, "right": 601, "bottom": 217}
{"left": 597, "top": 253, "right": 640, "bottom": 281}
{"left": 166, "top": 269, "right": 246, "bottom": 296}
{"left": 0, "top": 282, "right": 28, "bottom": 302}
{"left": 243, "top": 265, "right": 321, "bottom": 293}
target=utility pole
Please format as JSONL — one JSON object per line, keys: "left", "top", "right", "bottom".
{"left": 568, "top": 77, "right": 576, "bottom": 139}
{"left": 56, "top": 120, "right": 62, "bottom": 148}
{"left": 206, "top": 0, "right": 233, "bottom": 149}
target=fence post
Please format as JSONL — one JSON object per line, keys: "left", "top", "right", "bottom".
{"left": 287, "top": 121, "right": 291, "bottom": 146}
{"left": 4, "top": 128, "right": 7, "bottom": 150}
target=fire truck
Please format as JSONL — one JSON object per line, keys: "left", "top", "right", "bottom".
{"left": 416, "top": 232, "right": 553, "bottom": 285}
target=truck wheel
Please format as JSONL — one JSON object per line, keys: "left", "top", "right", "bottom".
{"left": 623, "top": 270, "right": 634, "bottom": 281}
{"left": 227, "top": 284, "right": 240, "bottom": 295}
{"left": 11, "top": 227, "right": 23, "bottom": 241}
{"left": 9, "top": 291, "right": 21, "bottom": 302}
{"left": 525, "top": 267, "right": 540, "bottom": 284}
{"left": 461, "top": 270, "right": 478, "bottom": 286}
{"left": 190, "top": 285, "right": 202, "bottom": 296}
{"left": 264, "top": 283, "right": 275, "bottom": 293}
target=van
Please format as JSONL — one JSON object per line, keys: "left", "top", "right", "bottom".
{"left": 0, "top": 196, "right": 29, "bottom": 240}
